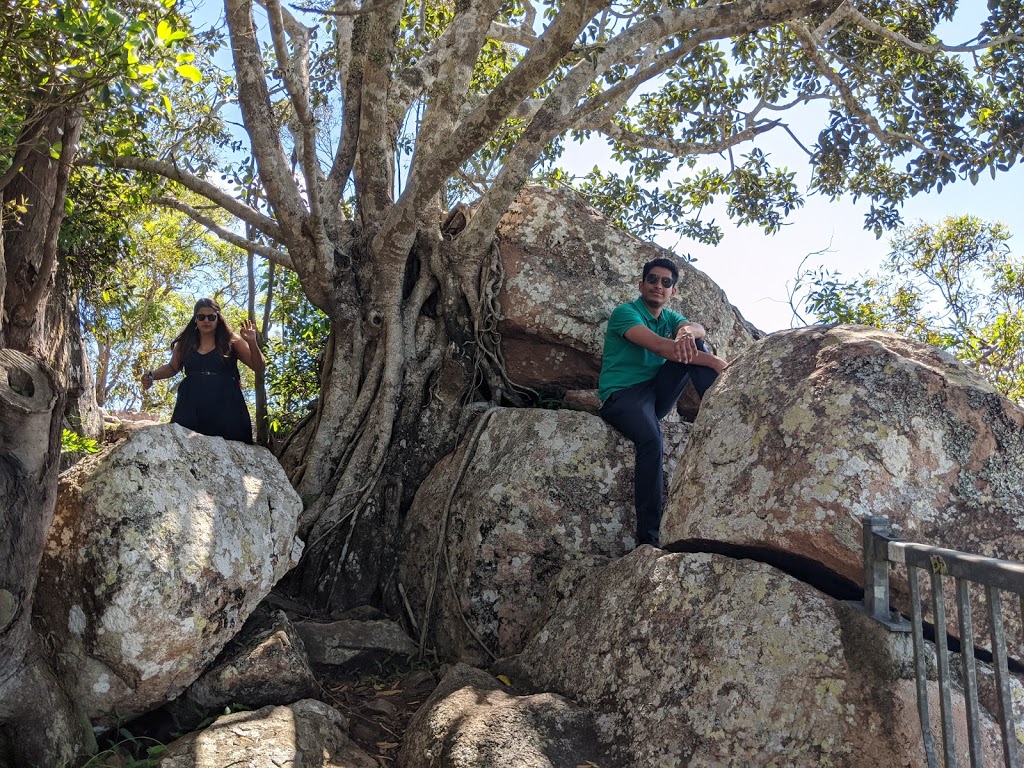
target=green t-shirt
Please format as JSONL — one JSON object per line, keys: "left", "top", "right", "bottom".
{"left": 597, "top": 297, "right": 687, "bottom": 402}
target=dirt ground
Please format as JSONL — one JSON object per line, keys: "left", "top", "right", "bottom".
{"left": 316, "top": 656, "right": 442, "bottom": 764}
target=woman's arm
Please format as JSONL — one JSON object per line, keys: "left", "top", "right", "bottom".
{"left": 233, "top": 319, "right": 266, "bottom": 373}
{"left": 141, "top": 344, "right": 183, "bottom": 390}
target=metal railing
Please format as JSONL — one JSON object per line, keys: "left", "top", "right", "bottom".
{"left": 856, "top": 515, "right": 1024, "bottom": 768}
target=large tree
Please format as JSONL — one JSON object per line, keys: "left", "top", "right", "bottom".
{"left": 102, "top": 0, "right": 1024, "bottom": 615}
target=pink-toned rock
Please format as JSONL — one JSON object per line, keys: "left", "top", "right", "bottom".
{"left": 662, "top": 324, "right": 1024, "bottom": 658}
{"left": 496, "top": 186, "right": 759, "bottom": 390}
{"left": 399, "top": 407, "right": 689, "bottom": 664}
{"left": 560, "top": 389, "right": 601, "bottom": 413}
{"left": 497, "top": 547, "right": 1006, "bottom": 767}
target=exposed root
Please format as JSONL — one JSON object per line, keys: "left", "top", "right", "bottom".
{"left": 419, "top": 406, "right": 500, "bottom": 662}
{"left": 470, "top": 238, "right": 538, "bottom": 407}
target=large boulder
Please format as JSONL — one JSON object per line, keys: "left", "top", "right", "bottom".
{"left": 35, "top": 424, "right": 304, "bottom": 721}
{"left": 155, "top": 699, "right": 378, "bottom": 768}
{"left": 399, "top": 663, "right": 606, "bottom": 768}
{"left": 496, "top": 547, "right": 1004, "bottom": 767}
{"left": 496, "top": 186, "right": 760, "bottom": 391}
{"left": 400, "top": 407, "right": 689, "bottom": 664}
{"left": 661, "top": 325, "right": 1024, "bottom": 656}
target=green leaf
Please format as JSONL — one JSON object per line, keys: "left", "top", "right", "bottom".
{"left": 175, "top": 64, "right": 202, "bottom": 84}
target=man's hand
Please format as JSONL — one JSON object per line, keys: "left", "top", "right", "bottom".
{"left": 673, "top": 331, "right": 698, "bottom": 363}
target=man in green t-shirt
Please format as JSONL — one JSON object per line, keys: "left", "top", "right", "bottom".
{"left": 598, "top": 257, "right": 727, "bottom": 547}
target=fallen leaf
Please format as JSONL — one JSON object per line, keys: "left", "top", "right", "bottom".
{"left": 496, "top": 674, "right": 512, "bottom": 686}
{"left": 376, "top": 741, "right": 400, "bottom": 750}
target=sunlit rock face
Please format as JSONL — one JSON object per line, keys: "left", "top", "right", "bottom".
{"left": 495, "top": 185, "right": 760, "bottom": 391}
{"left": 155, "top": 699, "right": 377, "bottom": 768}
{"left": 400, "top": 407, "right": 690, "bottom": 665}
{"left": 399, "top": 663, "right": 606, "bottom": 768}
{"left": 662, "top": 324, "right": 1024, "bottom": 656}
{"left": 497, "top": 548, "right": 1003, "bottom": 768}
{"left": 36, "top": 423, "right": 304, "bottom": 722}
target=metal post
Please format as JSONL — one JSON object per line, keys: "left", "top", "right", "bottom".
{"left": 851, "top": 515, "right": 910, "bottom": 631}
{"left": 863, "top": 515, "right": 893, "bottom": 622}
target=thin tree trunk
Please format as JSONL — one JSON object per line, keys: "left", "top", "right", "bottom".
{"left": 0, "top": 109, "right": 90, "bottom": 764}
{"left": 2, "top": 109, "right": 83, "bottom": 355}
{"left": 0, "top": 351, "right": 81, "bottom": 767}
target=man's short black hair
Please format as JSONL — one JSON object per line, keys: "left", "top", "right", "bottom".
{"left": 642, "top": 257, "right": 679, "bottom": 286}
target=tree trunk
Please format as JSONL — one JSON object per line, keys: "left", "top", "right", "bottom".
{"left": 2, "top": 109, "right": 83, "bottom": 354}
{"left": 0, "top": 351, "right": 81, "bottom": 767}
{"left": 0, "top": 109, "right": 90, "bottom": 764}
{"left": 48, "top": 271, "right": 102, "bottom": 440}
{"left": 281, "top": 235, "right": 500, "bottom": 617}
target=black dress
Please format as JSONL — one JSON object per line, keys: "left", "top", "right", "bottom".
{"left": 171, "top": 349, "right": 254, "bottom": 444}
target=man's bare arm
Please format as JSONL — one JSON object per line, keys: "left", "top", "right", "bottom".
{"left": 623, "top": 323, "right": 728, "bottom": 371}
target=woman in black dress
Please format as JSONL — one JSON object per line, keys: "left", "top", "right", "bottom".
{"left": 141, "top": 298, "right": 265, "bottom": 443}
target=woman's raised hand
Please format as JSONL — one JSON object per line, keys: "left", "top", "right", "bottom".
{"left": 240, "top": 318, "right": 259, "bottom": 345}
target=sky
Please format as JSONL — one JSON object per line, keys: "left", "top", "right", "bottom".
{"left": 189, "top": 1, "right": 1022, "bottom": 335}
{"left": 656, "top": 143, "right": 1022, "bottom": 335}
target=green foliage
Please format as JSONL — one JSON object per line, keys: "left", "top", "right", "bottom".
{"left": 793, "top": 216, "right": 1024, "bottom": 402}
{"left": 74, "top": 730, "right": 168, "bottom": 768}
{"left": 60, "top": 429, "right": 101, "bottom": 455}
{"left": 0, "top": 0, "right": 197, "bottom": 173}
{"left": 555, "top": 3, "right": 1024, "bottom": 243}
{"left": 263, "top": 269, "right": 329, "bottom": 435}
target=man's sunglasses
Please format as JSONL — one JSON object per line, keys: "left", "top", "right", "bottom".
{"left": 195, "top": 313, "right": 219, "bottom": 322}
{"left": 644, "top": 274, "right": 675, "bottom": 289}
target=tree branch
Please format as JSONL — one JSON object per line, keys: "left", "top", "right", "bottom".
{"left": 486, "top": 21, "right": 537, "bottom": 48}
{"left": 98, "top": 155, "right": 284, "bottom": 242}
{"left": 787, "top": 20, "right": 945, "bottom": 158}
{"left": 0, "top": 122, "right": 45, "bottom": 193}
{"left": 597, "top": 119, "right": 781, "bottom": 158}
{"left": 262, "top": 0, "right": 326, "bottom": 239}
{"left": 842, "top": 5, "right": 1024, "bottom": 54}
{"left": 225, "top": 0, "right": 308, "bottom": 241}
{"left": 324, "top": 0, "right": 362, "bottom": 218}
{"left": 459, "top": 0, "right": 843, "bottom": 254}
{"left": 439, "top": 0, "right": 608, "bottom": 170}
{"left": 155, "top": 195, "right": 294, "bottom": 268}
{"left": 351, "top": 0, "right": 406, "bottom": 228}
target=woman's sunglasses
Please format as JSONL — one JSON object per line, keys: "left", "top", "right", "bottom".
{"left": 195, "top": 313, "right": 219, "bottom": 322}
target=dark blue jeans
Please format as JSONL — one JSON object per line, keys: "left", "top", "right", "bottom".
{"left": 598, "top": 342, "right": 718, "bottom": 546}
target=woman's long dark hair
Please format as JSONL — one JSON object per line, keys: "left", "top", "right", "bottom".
{"left": 171, "top": 298, "right": 235, "bottom": 360}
